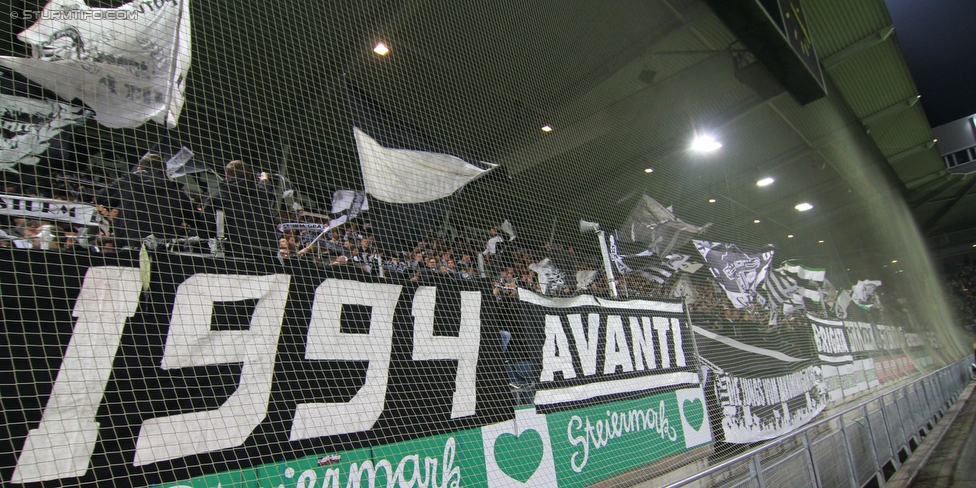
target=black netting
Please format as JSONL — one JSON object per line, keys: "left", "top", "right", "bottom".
{"left": 0, "top": 1, "right": 970, "bottom": 487}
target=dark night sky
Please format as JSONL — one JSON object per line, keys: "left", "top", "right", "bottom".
{"left": 885, "top": 0, "right": 976, "bottom": 127}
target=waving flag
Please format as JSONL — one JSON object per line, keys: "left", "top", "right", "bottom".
{"left": 851, "top": 280, "right": 882, "bottom": 308}
{"left": 348, "top": 87, "right": 496, "bottom": 253}
{"left": 694, "top": 240, "right": 774, "bottom": 309}
{"left": 0, "top": 0, "right": 192, "bottom": 128}
{"left": 616, "top": 194, "right": 710, "bottom": 257}
{"left": 1, "top": 93, "right": 88, "bottom": 172}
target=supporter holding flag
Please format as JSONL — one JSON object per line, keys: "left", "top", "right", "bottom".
{"left": 94, "top": 152, "right": 194, "bottom": 248}
{"left": 202, "top": 160, "right": 278, "bottom": 262}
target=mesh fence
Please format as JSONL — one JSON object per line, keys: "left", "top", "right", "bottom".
{"left": 0, "top": 1, "right": 971, "bottom": 487}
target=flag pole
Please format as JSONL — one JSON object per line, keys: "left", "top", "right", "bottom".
{"left": 596, "top": 230, "right": 619, "bottom": 298}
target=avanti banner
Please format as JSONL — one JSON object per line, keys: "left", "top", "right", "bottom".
{"left": 515, "top": 289, "right": 700, "bottom": 410}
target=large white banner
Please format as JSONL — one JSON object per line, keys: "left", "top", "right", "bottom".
{"left": 0, "top": 0, "right": 191, "bottom": 129}
{"left": 0, "top": 94, "right": 88, "bottom": 171}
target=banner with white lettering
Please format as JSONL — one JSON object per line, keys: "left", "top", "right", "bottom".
{"left": 712, "top": 365, "right": 827, "bottom": 444}
{"left": 692, "top": 319, "right": 826, "bottom": 444}
{"left": 0, "top": 94, "right": 89, "bottom": 172}
{"left": 0, "top": 0, "right": 192, "bottom": 129}
{"left": 0, "top": 249, "right": 511, "bottom": 487}
{"left": 515, "top": 289, "right": 700, "bottom": 411}
{"left": 0, "top": 194, "right": 103, "bottom": 227}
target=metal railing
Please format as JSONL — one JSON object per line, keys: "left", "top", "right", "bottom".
{"left": 665, "top": 359, "right": 973, "bottom": 488}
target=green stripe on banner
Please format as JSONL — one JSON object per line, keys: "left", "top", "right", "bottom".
{"left": 160, "top": 390, "right": 712, "bottom": 488}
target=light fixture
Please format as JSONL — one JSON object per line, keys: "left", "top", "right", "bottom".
{"left": 891, "top": 259, "right": 898, "bottom": 264}
{"left": 795, "top": 202, "right": 813, "bottom": 211}
{"left": 708, "top": 198, "right": 716, "bottom": 203}
{"left": 644, "top": 168, "right": 654, "bottom": 173}
{"left": 756, "top": 177, "right": 775, "bottom": 187}
{"left": 690, "top": 135, "right": 722, "bottom": 152}
{"left": 787, "top": 234, "right": 794, "bottom": 238}
{"left": 818, "top": 240, "right": 824, "bottom": 243}
{"left": 373, "top": 42, "right": 390, "bottom": 56}
{"left": 541, "top": 125, "right": 553, "bottom": 132}
{"left": 753, "top": 219, "right": 761, "bottom": 224}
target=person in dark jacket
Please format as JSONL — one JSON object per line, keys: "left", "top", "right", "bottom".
{"left": 203, "top": 160, "right": 277, "bottom": 261}
{"left": 95, "top": 153, "right": 193, "bottom": 248}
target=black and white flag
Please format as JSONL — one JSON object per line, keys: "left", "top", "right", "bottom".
{"left": 851, "top": 280, "right": 882, "bottom": 308}
{"left": 693, "top": 240, "right": 774, "bottom": 309}
{"left": 616, "top": 194, "right": 710, "bottom": 257}
{"left": 780, "top": 262, "right": 827, "bottom": 310}
{"left": 1, "top": 93, "right": 88, "bottom": 172}
{"left": 0, "top": 0, "right": 192, "bottom": 128}
{"left": 330, "top": 190, "right": 368, "bottom": 217}
{"left": 764, "top": 268, "right": 803, "bottom": 313}
{"left": 529, "top": 258, "right": 568, "bottom": 294}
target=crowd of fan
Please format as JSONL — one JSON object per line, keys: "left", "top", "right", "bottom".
{"left": 0, "top": 154, "right": 885, "bottom": 334}
{"left": 943, "top": 255, "right": 976, "bottom": 329}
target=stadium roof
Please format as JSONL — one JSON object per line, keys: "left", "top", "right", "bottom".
{"left": 334, "top": 0, "right": 955, "bottom": 266}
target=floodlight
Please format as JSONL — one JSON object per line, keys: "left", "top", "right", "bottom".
{"left": 691, "top": 135, "right": 722, "bottom": 152}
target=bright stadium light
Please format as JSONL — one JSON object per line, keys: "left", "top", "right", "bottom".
{"left": 753, "top": 219, "right": 761, "bottom": 224}
{"left": 541, "top": 125, "right": 553, "bottom": 132}
{"left": 708, "top": 198, "right": 716, "bottom": 203}
{"left": 795, "top": 202, "right": 813, "bottom": 211}
{"left": 644, "top": 168, "right": 654, "bottom": 173}
{"left": 373, "top": 42, "right": 390, "bottom": 55}
{"left": 691, "top": 134, "right": 722, "bottom": 152}
{"left": 756, "top": 177, "right": 775, "bottom": 187}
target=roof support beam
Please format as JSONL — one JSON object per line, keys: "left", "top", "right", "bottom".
{"left": 862, "top": 95, "right": 921, "bottom": 129}
{"left": 822, "top": 25, "right": 895, "bottom": 69}
{"left": 909, "top": 177, "right": 959, "bottom": 207}
{"left": 888, "top": 139, "right": 938, "bottom": 164}
{"left": 924, "top": 177, "right": 976, "bottom": 232}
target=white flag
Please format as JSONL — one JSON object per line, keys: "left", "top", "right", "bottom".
{"left": 1, "top": 94, "right": 87, "bottom": 171}
{"left": 0, "top": 0, "right": 192, "bottom": 128}
{"left": 355, "top": 128, "right": 494, "bottom": 204}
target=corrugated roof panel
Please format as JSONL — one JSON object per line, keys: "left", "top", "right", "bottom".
{"left": 827, "top": 40, "right": 917, "bottom": 118}
{"left": 890, "top": 150, "right": 945, "bottom": 183}
{"left": 870, "top": 106, "right": 936, "bottom": 156}
{"left": 688, "top": 12, "right": 738, "bottom": 50}
{"left": 804, "top": 0, "right": 892, "bottom": 58}
{"left": 768, "top": 92, "right": 853, "bottom": 145}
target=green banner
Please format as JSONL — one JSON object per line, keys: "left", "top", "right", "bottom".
{"left": 159, "top": 389, "right": 711, "bottom": 488}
